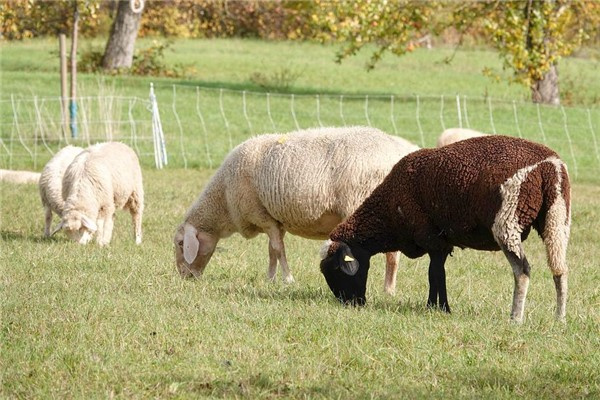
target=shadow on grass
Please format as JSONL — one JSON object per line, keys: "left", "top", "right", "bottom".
{"left": 163, "top": 78, "right": 406, "bottom": 98}
{"left": 0, "top": 230, "right": 66, "bottom": 243}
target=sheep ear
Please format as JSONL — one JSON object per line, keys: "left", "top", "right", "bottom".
{"left": 339, "top": 244, "right": 359, "bottom": 276}
{"left": 196, "top": 231, "right": 217, "bottom": 256}
{"left": 81, "top": 215, "right": 97, "bottom": 232}
{"left": 183, "top": 224, "right": 200, "bottom": 264}
{"left": 50, "top": 221, "right": 64, "bottom": 236}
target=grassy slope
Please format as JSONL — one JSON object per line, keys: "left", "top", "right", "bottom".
{"left": 2, "top": 37, "right": 599, "bottom": 102}
{"left": 2, "top": 38, "right": 600, "bottom": 398}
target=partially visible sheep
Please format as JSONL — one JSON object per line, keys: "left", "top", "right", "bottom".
{"left": 55, "top": 142, "right": 144, "bottom": 246}
{"left": 0, "top": 169, "right": 41, "bottom": 184}
{"left": 320, "top": 135, "right": 570, "bottom": 323}
{"left": 174, "top": 126, "right": 419, "bottom": 291}
{"left": 436, "top": 128, "right": 487, "bottom": 147}
{"left": 38, "top": 145, "right": 84, "bottom": 236}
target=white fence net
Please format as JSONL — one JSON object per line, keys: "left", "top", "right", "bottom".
{"left": 1, "top": 84, "right": 599, "bottom": 182}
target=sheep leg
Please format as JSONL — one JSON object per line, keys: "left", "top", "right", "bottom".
{"left": 130, "top": 208, "right": 143, "bottom": 245}
{"left": 427, "top": 251, "right": 450, "bottom": 313}
{"left": 502, "top": 246, "right": 530, "bottom": 323}
{"left": 266, "top": 226, "right": 294, "bottom": 284}
{"left": 127, "top": 193, "right": 143, "bottom": 245}
{"left": 96, "top": 217, "right": 105, "bottom": 243}
{"left": 43, "top": 206, "right": 53, "bottom": 237}
{"left": 384, "top": 252, "right": 399, "bottom": 295}
{"left": 267, "top": 242, "right": 278, "bottom": 281}
{"left": 553, "top": 274, "right": 568, "bottom": 322}
{"left": 98, "top": 212, "right": 115, "bottom": 246}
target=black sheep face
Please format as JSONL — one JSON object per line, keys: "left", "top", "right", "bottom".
{"left": 319, "top": 241, "right": 370, "bottom": 306}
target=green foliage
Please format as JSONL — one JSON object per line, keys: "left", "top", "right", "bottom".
{"left": 249, "top": 65, "right": 305, "bottom": 92}
{"left": 0, "top": 0, "right": 107, "bottom": 39}
{"left": 0, "top": 0, "right": 319, "bottom": 41}
{"left": 136, "top": 0, "right": 318, "bottom": 40}
{"left": 472, "top": 1, "right": 596, "bottom": 86}
{"left": 78, "top": 40, "right": 196, "bottom": 78}
{"left": 312, "top": 0, "right": 441, "bottom": 69}
{"left": 311, "top": 0, "right": 600, "bottom": 104}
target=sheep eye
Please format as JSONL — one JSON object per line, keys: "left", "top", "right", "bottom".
{"left": 177, "top": 240, "right": 183, "bottom": 247}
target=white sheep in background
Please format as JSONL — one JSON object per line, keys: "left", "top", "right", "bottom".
{"left": 436, "top": 128, "right": 487, "bottom": 147}
{"left": 54, "top": 142, "right": 144, "bottom": 246}
{"left": 0, "top": 169, "right": 41, "bottom": 184}
{"left": 174, "top": 126, "right": 419, "bottom": 292}
{"left": 38, "top": 145, "right": 84, "bottom": 236}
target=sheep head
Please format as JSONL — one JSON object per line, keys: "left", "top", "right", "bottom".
{"left": 174, "top": 222, "right": 217, "bottom": 278}
{"left": 319, "top": 240, "right": 371, "bottom": 306}
{"left": 52, "top": 210, "right": 97, "bottom": 244}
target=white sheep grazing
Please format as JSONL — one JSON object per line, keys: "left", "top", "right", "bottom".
{"left": 0, "top": 169, "right": 41, "bottom": 184}
{"left": 174, "top": 126, "right": 419, "bottom": 291}
{"left": 436, "top": 128, "right": 487, "bottom": 147}
{"left": 54, "top": 142, "right": 144, "bottom": 246}
{"left": 38, "top": 145, "right": 84, "bottom": 237}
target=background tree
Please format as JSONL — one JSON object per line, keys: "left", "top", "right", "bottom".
{"left": 0, "top": 0, "right": 103, "bottom": 40}
{"left": 464, "top": 0, "right": 600, "bottom": 105}
{"left": 313, "top": 0, "right": 600, "bottom": 105}
{"left": 102, "top": 0, "right": 144, "bottom": 70}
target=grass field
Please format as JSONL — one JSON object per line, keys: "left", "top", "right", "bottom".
{"left": 2, "top": 38, "right": 600, "bottom": 398}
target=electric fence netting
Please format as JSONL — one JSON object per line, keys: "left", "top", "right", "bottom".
{"left": 1, "top": 84, "right": 599, "bottom": 182}
{"left": 0, "top": 93, "right": 158, "bottom": 170}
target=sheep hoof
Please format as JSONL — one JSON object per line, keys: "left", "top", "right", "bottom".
{"left": 509, "top": 316, "right": 524, "bottom": 324}
{"left": 283, "top": 275, "right": 295, "bottom": 284}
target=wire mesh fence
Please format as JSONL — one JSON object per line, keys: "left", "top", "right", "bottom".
{"left": 1, "top": 84, "right": 599, "bottom": 183}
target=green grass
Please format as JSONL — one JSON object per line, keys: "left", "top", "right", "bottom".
{"left": 1, "top": 38, "right": 600, "bottom": 181}
{"left": 2, "top": 37, "right": 600, "bottom": 102}
{"left": 2, "top": 38, "right": 600, "bottom": 398}
{"left": 2, "top": 171, "right": 600, "bottom": 399}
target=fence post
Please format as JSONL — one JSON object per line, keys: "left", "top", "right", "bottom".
{"left": 59, "top": 34, "right": 69, "bottom": 141}
{"left": 149, "top": 83, "right": 167, "bottom": 169}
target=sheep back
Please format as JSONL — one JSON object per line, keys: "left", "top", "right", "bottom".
{"left": 218, "top": 126, "right": 419, "bottom": 240}
{"left": 331, "top": 135, "right": 567, "bottom": 257}
{"left": 62, "top": 142, "right": 143, "bottom": 218}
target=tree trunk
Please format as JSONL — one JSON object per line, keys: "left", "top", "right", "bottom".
{"left": 102, "top": 0, "right": 143, "bottom": 70}
{"left": 531, "top": 63, "right": 560, "bottom": 105}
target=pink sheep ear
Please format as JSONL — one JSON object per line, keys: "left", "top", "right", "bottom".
{"left": 183, "top": 224, "right": 200, "bottom": 264}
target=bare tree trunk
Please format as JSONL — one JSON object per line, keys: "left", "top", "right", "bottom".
{"left": 531, "top": 63, "right": 560, "bottom": 105}
{"left": 102, "top": 0, "right": 143, "bottom": 70}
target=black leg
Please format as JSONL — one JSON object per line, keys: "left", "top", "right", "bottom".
{"left": 427, "top": 251, "right": 450, "bottom": 313}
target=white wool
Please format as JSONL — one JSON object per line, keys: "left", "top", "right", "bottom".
{"left": 0, "top": 169, "right": 41, "bottom": 184}
{"left": 185, "top": 126, "right": 418, "bottom": 239}
{"left": 61, "top": 142, "right": 144, "bottom": 246}
{"left": 436, "top": 128, "right": 487, "bottom": 147}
